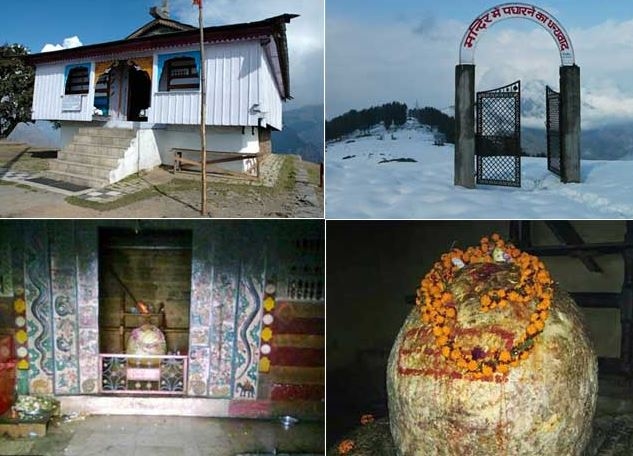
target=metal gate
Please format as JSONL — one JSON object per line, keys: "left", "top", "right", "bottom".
{"left": 546, "top": 85, "right": 562, "bottom": 176}
{"left": 476, "top": 81, "right": 521, "bottom": 187}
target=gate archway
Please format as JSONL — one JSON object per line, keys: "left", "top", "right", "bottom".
{"left": 454, "top": 3, "right": 580, "bottom": 188}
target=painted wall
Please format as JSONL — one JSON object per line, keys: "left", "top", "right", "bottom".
{"left": 0, "top": 220, "right": 324, "bottom": 417}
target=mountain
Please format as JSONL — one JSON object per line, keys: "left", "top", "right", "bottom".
{"left": 272, "top": 104, "right": 324, "bottom": 163}
{"left": 500, "top": 79, "right": 633, "bottom": 160}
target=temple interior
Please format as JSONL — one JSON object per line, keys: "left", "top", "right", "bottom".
{"left": 327, "top": 220, "right": 633, "bottom": 454}
{"left": 0, "top": 219, "right": 324, "bottom": 455}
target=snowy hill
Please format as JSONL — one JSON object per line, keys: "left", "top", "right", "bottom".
{"left": 326, "top": 120, "right": 633, "bottom": 219}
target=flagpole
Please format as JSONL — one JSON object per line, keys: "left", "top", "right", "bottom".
{"left": 197, "top": 0, "right": 207, "bottom": 215}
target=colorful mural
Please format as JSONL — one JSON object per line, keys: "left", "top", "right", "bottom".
{"left": 76, "top": 225, "right": 100, "bottom": 394}
{"left": 23, "top": 223, "right": 53, "bottom": 394}
{"left": 232, "top": 254, "right": 265, "bottom": 399}
{"left": 49, "top": 223, "right": 80, "bottom": 394}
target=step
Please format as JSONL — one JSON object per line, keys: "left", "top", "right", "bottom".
{"left": 43, "top": 170, "right": 108, "bottom": 189}
{"left": 49, "top": 160, "right": 112, "bottom": 180}
{"left": 57, "top": 151, "right": 121, "bottom": 168}
{"left": 63, "top": 143, "right": 129, "bottom": 158}
{"left": 72, "top": 135, "right": 135, "bottom": 147}
{"left": 77, "top": 127, "right": 136, "bottom": 138}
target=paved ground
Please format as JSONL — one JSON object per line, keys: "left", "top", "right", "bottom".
{"left": 0, "top": 414, "right": 324, "bottom": 456}
{"left": 0, "top": 148, "right": 323, "bottom": 218}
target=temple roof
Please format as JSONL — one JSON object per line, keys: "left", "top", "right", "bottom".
{"left": 25, "top": 14, "right": 298, "bottom": 100}
{"left": 126, "top": 17, "right": 195, "bottom": 39}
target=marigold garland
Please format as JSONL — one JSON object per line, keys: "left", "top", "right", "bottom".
{"left": 417, "top": 234, "right": 554, "bottom": 378}
{"left": 338, "top": 439, "right": 355, "bottom": 454}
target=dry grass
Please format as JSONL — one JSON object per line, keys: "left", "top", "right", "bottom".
{"left": 0, "top": 142, "right": 57, "bottom": 173}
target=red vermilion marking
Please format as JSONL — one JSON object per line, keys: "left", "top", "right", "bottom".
{"left": 397, "top": 323, "right": 514, "bottom": 383}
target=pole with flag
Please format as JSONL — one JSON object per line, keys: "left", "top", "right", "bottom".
{"left": 194, "top": 0, "right": 207, "bottom": 215}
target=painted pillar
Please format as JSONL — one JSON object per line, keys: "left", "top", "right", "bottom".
{"left": 454, "top": 64, "right": 476, "bottom": 188}
{"left": 560, "top": 65, "right": 581, "bottom": 183}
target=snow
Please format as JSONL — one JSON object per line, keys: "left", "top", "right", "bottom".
{"left": 326, "top": 121, "right": 633, "bottom": 219}
{"left": 41, "top": 36, "right": 82, "bottom": 53}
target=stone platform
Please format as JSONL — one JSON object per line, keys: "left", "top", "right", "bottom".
{"left": 0, "top": 410, "right": 51, "bottom": 438}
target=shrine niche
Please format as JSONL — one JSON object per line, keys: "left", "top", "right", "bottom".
{"left": 0, "top": 220, "right": 323, "bottom": 420}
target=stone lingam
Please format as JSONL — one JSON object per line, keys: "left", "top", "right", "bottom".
{"left": 387, "top": 235, "right": 597, "bottom": 456}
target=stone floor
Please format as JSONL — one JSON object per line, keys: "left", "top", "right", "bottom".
{"left": 0, "top": 415, "right": 324, "bottom": 456}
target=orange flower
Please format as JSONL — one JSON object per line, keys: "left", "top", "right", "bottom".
{"left": 436, "top": 335, "right": 448, "bottom": 347}
{"left": 360, "top": 414, "right": 374, "bottom": 425}
{"left": 338, "top": 439, "right": 354, "bottom": 454}
{"left": 419, "top": 234, "right": 554, "bottom": 377}
{"left": 499, "top": 350, "right": 512, "bottom": 363}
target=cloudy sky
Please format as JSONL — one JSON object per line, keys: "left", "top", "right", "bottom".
{"left": 327, "top": 0, "right": 633, "bottom": 128}
{"left": 1, "top": 0, "right": 323, "bottom": 109}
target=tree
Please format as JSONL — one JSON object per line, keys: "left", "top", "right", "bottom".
{"left": 0, "top": 44, "right": 34, "bottom": 137}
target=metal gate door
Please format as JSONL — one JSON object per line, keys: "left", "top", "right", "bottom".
{"left": 475, "top": 81, "right": 521, "bottom": 187}
{"left": 546, "top": 85, "right": 562, "bottom": 176}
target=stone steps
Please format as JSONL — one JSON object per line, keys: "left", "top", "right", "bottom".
{"left": 77, "top": 127, "right": 135, "bottom": 138}
{"left": 63, "top": 143, "right": 131, "bottom": 158}
{"left": 72, "top": 135, "right": 135, "bottom": 148}
{"left": 44, "top": 127, "right": 137, "bottom": 188}
{"left": 57, "top": 150, "right": 121, "bottom": 168}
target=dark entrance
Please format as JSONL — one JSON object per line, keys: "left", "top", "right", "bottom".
{"left": 127, "top": 67, "right": 151, "bottom": 121}
{"left": 546, "top": 85, "right": 562, "bottom": 177}
{"left": 475, "top": 80, "right": 521, "bottom": 187}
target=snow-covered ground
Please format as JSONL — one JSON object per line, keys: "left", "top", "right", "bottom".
{"left": 326, "top": 121, "right": 633, "bottom": 219}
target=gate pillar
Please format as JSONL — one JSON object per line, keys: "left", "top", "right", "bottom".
{"left": 560, "top": 65, "right": 581, "bottom": 183}
{"left": 455, "top": 64, "right": 476, "bottom": 189}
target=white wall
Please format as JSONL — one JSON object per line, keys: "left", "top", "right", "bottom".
{"left": 152, "top": 124, "right": 259, "bottom": 172}
{"left": 259, "top": 51, "right": 283, "bottom": 130}
{"left": 32, "top": 63, "right": 94, "bottom": 122}
{"left": 149, "top": 40, "right": 284, "bottom": 129}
